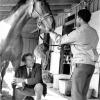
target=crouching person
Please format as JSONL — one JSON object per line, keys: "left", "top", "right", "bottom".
{"left": 12, "top": 53, "right": 47, "bottom": 100}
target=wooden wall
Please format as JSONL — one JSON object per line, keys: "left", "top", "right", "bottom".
{"left": 22, "top": 37, "right": 39, "bottom": 55}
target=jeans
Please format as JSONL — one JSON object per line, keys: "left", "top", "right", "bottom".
{"left": 72, "top": 63, "right": 95, "bottom": 100}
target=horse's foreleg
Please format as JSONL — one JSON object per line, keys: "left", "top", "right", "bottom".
{"left": 0, "top": 62, "right": 3, "bottom": 95}
{"left": 0, "top": 74, "right": 3, "bottom": 99}
{"left": 11, "top": 57, "right": 21, "bottom": 100}
{"left": 11, "top": 56, "right": 21, "bottom": 71}
{"left": 0, "top": 73, "right": 2, "bottom": 94}
{"left": 0, "top": 61, "right": 9, "bottom": 98}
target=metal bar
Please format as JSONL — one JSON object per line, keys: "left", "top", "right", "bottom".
{"left": 64, "top": 0, "right": 85, "bottom": 13}
{"left": 65, "top": 19, "right": 75, "bottom": 26}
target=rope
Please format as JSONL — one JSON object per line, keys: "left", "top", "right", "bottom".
{"left": 39, "top": 35, "right": 60, "bottom": 47}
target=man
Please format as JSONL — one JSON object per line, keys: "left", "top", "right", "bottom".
{"left": 13, "top": 53, "right": 47, "bottom": 100}
{"left": 49, "top": 9, "right": 99, "bottom": 100}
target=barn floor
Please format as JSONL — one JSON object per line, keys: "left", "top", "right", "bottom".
{"left": 2, "top": 62, "right": 68, "bottom": 100}
{"left": 2, "top": 88, "right": 68, "bottom": 100}
{"left": 2, "top": 62, "right": 99, "bottom": 100}
{"left": 47, "top": 84, "right": 99, "bottom": 100}
{"left": 2, "top": 84, "right": 99, "bottom": 100}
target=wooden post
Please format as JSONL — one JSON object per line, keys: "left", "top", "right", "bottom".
{"left": 12, "top": 83, "right": 16, "bottom": 100}
{"left": 98, "top": 68, "right": 100, "bottom": 98}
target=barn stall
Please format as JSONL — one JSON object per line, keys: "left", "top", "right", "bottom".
{"left": 0, "top": 0, "right": 100, "bottom": 100}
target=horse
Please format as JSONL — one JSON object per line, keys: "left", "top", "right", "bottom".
{"left": 34, "top": 43, "right": 50, "bottom": 69}
{"left": 0, "top": 0, "right": 55, "bottom": 96}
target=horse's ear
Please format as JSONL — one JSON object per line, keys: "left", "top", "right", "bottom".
{"left": 11, "top": 0, "right": 27, "bottom": 11}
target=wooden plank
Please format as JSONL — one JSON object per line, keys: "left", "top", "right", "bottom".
{"left": 32, "top": 38, "right": 39, "bottom": 54}
{"left": 52, "top": 9, "right": 64, "bottom": 15}
{"left": 22, "top": 37, "right": 39, "bottom": 55}
{"left": 29, "top": 39, "right": 34, "bottom": 54}
{"left": 50, "top": 5, "right": 71, "bottom": 10}
{"left": 22, "top": 38, "right": 30, "bottom": 54}
{"left": 0, "top": 4, "right": 15, "bottom": 6}
{"left": 47, "top": 0, "right": 80, "bottom": 5}
{"left": 28, "top": 38, "right": 39, "bottom": 54}
{"left": 0, "top": 6, "right": 12, "bottom": 11}
{"left": 99, "top": 71, "right": 100, "bottom": 98}
{"left": 0, "top": 4, "right": 71, "bottom": 10}
{"left": 0, "top": 0, "right": 80, "bottom": 5}
{"left": 65, "top": 19, "right": 75, "bottom": 26}
{"left": 0, "top": 0, "right": 17, "bottom": 5}
{"left": 93, "top": 0, "right": 99, "bottom": 11}
{"left": 97, "top": 0, "right": 100, "bottom": 10}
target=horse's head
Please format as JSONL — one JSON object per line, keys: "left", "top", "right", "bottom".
{"left": 12, "top": 0, "right": 55, "bottom": 33}
{"left": 11, "top": 0, "right": 35, "bottom": 19}
{"left": 31, "top": 0, "right": 56, "bottom": 33}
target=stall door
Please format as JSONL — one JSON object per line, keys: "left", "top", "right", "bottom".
{"left": 22, "top": 37, "right": 39, "bottom": 55}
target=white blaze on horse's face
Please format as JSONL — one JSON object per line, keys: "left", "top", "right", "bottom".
{"left": 26, "top": 0, "right": 34, "bottom": 17}
{"left": 31, "top": 0, "right": 55, "bottom": 33}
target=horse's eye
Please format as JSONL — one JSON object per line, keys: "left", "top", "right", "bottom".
{"left": 37, "top": 21, "right": 41, "bottom": 26}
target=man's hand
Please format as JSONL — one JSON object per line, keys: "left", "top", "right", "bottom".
{"left": 56, "top": 35, "right": 61, "bottom": 45}
{"left": 12, "top": 78, "right": 27, "bottom": 88}
{"left": 49, "top": 31, "right": 62, "bottom": 44}
{"left": 12, "top": 79, "right": 17, "bottom": 89}
{"left": 12, "top": 79, "right": 17, "bottom": 85}
{"left": 22, "top": 82, "right": 26, "bottom": 90}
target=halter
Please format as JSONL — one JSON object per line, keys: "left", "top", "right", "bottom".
{"left": 39, "top": 34, "right": 61, "bottom": 48}
{"left": 31, "top": 1, "right": 58, "bottom": 47}
{"left": 31, "top": 1, "right": 53, "bottom": 29}
{"left": 37, "top": 13, "right": 53, "bottom": 27}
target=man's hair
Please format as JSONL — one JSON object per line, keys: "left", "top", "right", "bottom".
{"left": 22, "top": 53, "right": 33, "bottom": 62}
{"left": 78, "top": 9, "right": 91, "bottom": 23}
{"left": 24, "top": 96, "right": 34, "bottom": 100}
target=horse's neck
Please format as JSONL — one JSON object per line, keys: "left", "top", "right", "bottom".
{"left": 3, "top": 4, "right": 28, "bottom": 28}
{"left": 6, "top": 13, "right": 30, "bottom": 45}
{"left": 13, "top": 13, "right": 30, "bottom": 36}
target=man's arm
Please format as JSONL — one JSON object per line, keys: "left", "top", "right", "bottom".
{"left": 60, "top": 31, "right": 76, "bottom": 45}
{"left": 13, "top": 77, "right": 26, "bottom": 83}
{"left": 49, "top": 31, "right": 61, "bottom": 42}
{"left": 13, "top": 67, "right": 26, "bottom": 86}
{"left": 49, "top": 30, "right": 77, "bottom": 45}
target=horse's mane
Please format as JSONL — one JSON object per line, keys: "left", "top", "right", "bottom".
{"left": 11, "top": 0, "right": 27, "bottom": 11}
{"left": 41, "top": 0, "right": 52, "bottom": 15}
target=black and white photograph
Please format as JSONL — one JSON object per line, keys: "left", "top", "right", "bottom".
{"left": 0, "top": 0, "right": 100, "bottom": 100}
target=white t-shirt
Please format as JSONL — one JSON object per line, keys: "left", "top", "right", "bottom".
{"left": 60, "top": 24, "right": 99, "bottom": 65}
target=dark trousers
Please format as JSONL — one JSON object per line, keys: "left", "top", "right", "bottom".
{"left": 72, "top": 63, "right": 95, "bottom": 100}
